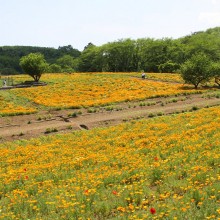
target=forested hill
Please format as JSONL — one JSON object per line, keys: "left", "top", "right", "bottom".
{"left": 0, "top": 45, "right": 81, "bottom": 74}
{"left": 0, "top": 27, "right": 220, "bottom": 74}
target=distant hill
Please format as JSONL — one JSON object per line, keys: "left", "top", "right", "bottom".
{"left": 0, "top": 45, "right": 81, "bottom": 74}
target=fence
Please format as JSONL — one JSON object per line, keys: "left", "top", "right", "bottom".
{"left": 0, "top": 76, "right": 14, "bottom": 87}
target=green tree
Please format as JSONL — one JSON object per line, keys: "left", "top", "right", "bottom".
{"left": 56, "top": 55, "right": 76, "bottom": 72}
{"left": 0, "top": 45, "right": 81, "bottom": 75}
{"left": 49, "top": 63, "right": 62, "bottom": 73}
{"left": 135, "top": 38, "right": 180, "bottom": 72}
{"left": 83, "top": 42, "right": 95, "bottom": 51}
{"left": 77, "top": 45, "right": 103, "bottom": 72}
{"left": 158, "top": 61, "right": 180, "bottom": 73}
{"left": 58, "top": 45, "right": 81, "bottom": 57}
{"left": 180, "top": 53, "right": 213, "bottom": 89}
{"left": 180, "top": 28, "right": 220, "bottom": 63}
{"left": 211, "top": 62, "right": 220, "bottom": 86}
{"left": 101, "top": 39, "right": 137, "bottom": 72}
{"left": 19, "top": 53, "right": 48, "bottom": 82}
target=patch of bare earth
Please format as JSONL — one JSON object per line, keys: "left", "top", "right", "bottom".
{"left": 0, "top": 93, "right": 219, "bottom": 142}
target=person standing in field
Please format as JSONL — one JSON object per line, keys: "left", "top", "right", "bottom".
{"left": 141, "top": 72, "right": 146, "bottom": 79}
{"left": 3, "top": 79, "right": 7, "bottom": 87}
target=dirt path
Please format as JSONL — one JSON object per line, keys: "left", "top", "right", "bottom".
{"left": 0, "top": 93, "right": 220, "bottom": 142}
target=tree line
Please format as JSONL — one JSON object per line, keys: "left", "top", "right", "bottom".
{"left": 1, "top": 27, "right": 220, "bottom": 86}
{"left": 76, "top": 27, "right": 220, "bottom": 74}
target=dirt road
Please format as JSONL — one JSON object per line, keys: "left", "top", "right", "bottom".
{"left": 0, "top": 93, "right": 219, "bottom": 142}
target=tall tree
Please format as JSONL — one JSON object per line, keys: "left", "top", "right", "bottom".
{"left": 102, "top": 39, "right": 137, "bottom": 72}
{"left": 77, "top": 45, "right": 103, "bottom": 72}
{"left": 56, "top": 55, "right": 76, "bottom": 72}
{"left": 58, "top": 45, "right": 81, "bottom": 57}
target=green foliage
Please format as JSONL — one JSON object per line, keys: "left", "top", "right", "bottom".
{"left": 180, "top": 53, "right": 214, "bottom": 88}
{"left": 101, "top": 39, "right": 138, "bottom": 72}
{"left": 87, "top": 108, "right": 97, "bottom": 113}
{"left": 0, "top": 45, "right": 81, "bottom": 74}
{"left": 45, "top": 127, "right": 58, "bottom": 134}
{"left": 56, "top": 55, "right": 76, "bottom": 73}
{"left": 138, "top": 38, "right": 171, "bottom": 72}
{"left": 49, "top": 64, "right": 62, "bottom": 73}
{"left": 192, "top": 190, "right": 202, "bottom": 206}
{"left": 1, "top": 27, "right": 220, "bottom": 74}
{"left": 77, "top": 45, "right": 103, "bottom": 72}
{"left": 158, "top": 61, "right": 180, "bottom": 73}
{"left": 181, "top": 27, "right": 220, "bottom": 61}
{"left": 58, "top": 45, "right": 81, "bottom": 58}
{"left": 148, "top": 113, "right": 155, "bottom": 118}
{"left": 19, "top": 53, "right": 48, "bottom": 82}
{"left": 151, "top": 168, "right": 163, "bottom": 185}
{"left": 211, "top": 62, "right": 220, "bottom": 86}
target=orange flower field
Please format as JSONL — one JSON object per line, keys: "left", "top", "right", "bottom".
{"left": 1, "top": 72, "right": 213, "bottom": 116}
{"left": 10, "top": 73, "right": 201, "bottom": 110}
{"left": 0, "top": 94, "right": 36, "bottom": 116}
{"left": 147, "top": 73, "right": 183, "bottom": 83}
{"left": 0, "top": 106, "right": 219, "bottom": 219}
{"left": 128, "top": 72, "right": 184, "bottom": 83}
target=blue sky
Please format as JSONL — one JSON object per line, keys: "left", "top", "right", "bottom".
{"left": 1, "top": 0, "right": 220, "bottom": 51}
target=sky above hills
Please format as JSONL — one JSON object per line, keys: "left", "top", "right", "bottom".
{"left": 1, "top": 0, "right": 220, "bottom": 51}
